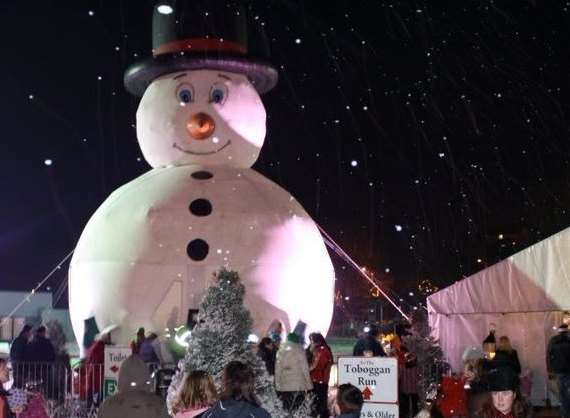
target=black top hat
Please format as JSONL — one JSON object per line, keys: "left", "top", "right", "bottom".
{"left": 124, "top": 0, "right": 278, "bottom": 97}
{"left": 488, "top": 367, "right": 519, "bottom": 392}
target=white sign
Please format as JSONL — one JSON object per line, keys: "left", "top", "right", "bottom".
{"left": 338, "top": 356, "right": 398, "bottom": 404}
{"left": 360, "top": 403, "right": 399, "bottom": 418}
{"left": 104, "top": 346, "right": 131, "bottom": 380}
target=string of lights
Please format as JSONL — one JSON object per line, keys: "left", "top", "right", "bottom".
{"left": 0, "top": 249, "right": 74, "bottom": 328}
{"left": 318, "top": 224, "right": 411, "bottom": 322}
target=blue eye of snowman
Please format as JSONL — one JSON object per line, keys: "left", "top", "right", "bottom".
{"left": 179, "top": 89, "right": 193, "bottom": 103}
{"left": 176, "top": 84, "right": 194, "bottom": 104}
{"left": 211, "top": 89, "right": 224, "bottom": 103}
{"left": 209, "top": 85, "right": 228, "bottom": 104}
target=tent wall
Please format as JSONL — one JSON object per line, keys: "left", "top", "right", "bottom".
{"left": 429, "top": 226, "right": 570, "bottom": 316}
{"left": 430, "top": 309, "right": 566, "bottom": 405}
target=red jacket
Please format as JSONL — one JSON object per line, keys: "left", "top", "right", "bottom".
{"left": 310, "top": 345, "right": 333, "bottom": 384}
{"left": 82, "top": 340, "right": 106, "bottom": 398}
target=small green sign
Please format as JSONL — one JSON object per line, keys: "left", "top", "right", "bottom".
{"left": 104, "top": 379, "right": 118, "bottom": 397}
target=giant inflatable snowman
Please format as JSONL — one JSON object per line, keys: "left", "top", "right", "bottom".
{"left": 69, "top": 0, "right": 335, "bottom": 347}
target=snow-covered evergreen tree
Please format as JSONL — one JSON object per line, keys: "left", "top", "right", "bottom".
{"left": 402, "top": 310, "right": 448, "bottom": 406}
{"left": 167, "top": 268, "right": 310, "bottom": 417}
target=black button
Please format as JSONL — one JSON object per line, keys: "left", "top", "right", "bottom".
{"left": 189, "top": 199, "right": 213, "bottom": 216}
{"left": 191, "top": 171, "right": 213, "bottom": 180}
{"left": 187, "top": 239, "right": 209, "bottom": 261}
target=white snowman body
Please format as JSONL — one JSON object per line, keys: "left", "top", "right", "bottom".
{"left": 69, "top": 70, "right": 335, "bottom": 346}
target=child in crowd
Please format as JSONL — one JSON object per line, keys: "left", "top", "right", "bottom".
{"left": 336, "top": 384, "right": 364, "bottom": 418}
{"left": 174, "top": 370, "right": 217, "bottom": 418}
{"left": 204, "top": 361, "right": 271, "bottom": 418}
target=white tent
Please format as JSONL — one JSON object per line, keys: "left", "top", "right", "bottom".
{"left": 427, "top": 226, "right": 570, "bottom": 405}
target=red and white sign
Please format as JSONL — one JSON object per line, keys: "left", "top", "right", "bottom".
{"left": 104, "top": 346, "right": 131, "bottom": 379}
{"left": 338, "top": 357, "right": 398, "bottom": 404}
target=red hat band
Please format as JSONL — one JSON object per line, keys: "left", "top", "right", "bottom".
{"left": 153, "top": 38, "right": 247, "bottom": 57}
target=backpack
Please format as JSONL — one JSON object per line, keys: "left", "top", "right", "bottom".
{"left": 548, "top": 332, "right": 570, "bottom": 374}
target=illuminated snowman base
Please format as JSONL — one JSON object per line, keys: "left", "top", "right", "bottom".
{"left": 69, "top": 165, "right": 335, "bottom": 346}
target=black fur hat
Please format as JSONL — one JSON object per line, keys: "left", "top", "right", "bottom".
{"left": 488, "top": 367, "right": 519, "bottom": 392}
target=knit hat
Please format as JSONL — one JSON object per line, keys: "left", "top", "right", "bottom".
{"left": 488, "top": 367, "right": 519, "bottom": 392}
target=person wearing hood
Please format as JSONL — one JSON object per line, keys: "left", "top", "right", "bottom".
{"left": 203, "top": 361, "right": 270, "bottom": 418}
{"left": 275, "top": 333, "right": 313, "bottom": 411}
{"left": 97, "top": 354, "right": 169, "bottom": 418}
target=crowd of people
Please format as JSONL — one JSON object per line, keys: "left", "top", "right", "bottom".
{"left": 423, "top": 321, "right": 570, "bottom": 418}
{"left": 256, "top": 324, "right": 415, "bottom": 417}
{"left": 9, "top": 325, "right": 56, "bottom": 371}
{"left": 2, "top": 319, "right": 570, "bottom": 418}
{"left": 170, "top": 360, "right": 364, "bottom": 418}
{"left": 0, "top": 324, "right": 62, "bottom": 418}
{"left": 256, "top": 330, "right": 335, "bottom": 417}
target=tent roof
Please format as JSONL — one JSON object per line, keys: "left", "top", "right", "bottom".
{"left": 428, "top": 226, "right": 570, "bottom": 315}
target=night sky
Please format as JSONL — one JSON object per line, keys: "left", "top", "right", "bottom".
{"left": 1, "top": 1, "right": 569, "bottom": 316}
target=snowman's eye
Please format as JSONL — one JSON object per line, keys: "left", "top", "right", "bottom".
{"left": 211, "top": 89, "right": 224, "bottom": 103}
{"left": 176, "top": 84, "right": 194, "bottom": 104}
{"left": 179, "top": 90, "right": 192, "bottom": 103}
{"left": 209, "top": 84, "right": 228, "bottom": 104}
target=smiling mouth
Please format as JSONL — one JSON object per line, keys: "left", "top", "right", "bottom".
{"left": 173, "top": 140, "right": 231, "bottom": 155}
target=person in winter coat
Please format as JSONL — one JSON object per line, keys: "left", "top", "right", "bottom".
{"left": 203, "top": 361, "right": 270, "bottom": 418}
{"left": 257, "top": 338, "right": 276, "bottom": 376}
{"left": 25, "top": 326, "right": 55, "bottom": 363}
{"left": 25, "top": 326, "right": 56, "bottom": 397}
{"left": 97, "top": 354, "right": 169, "bottom": 418}
{"left": 462, "top": 346, "right": 490, "bottom": 417}
{"left": 130, "top": 328, "right": 145, "bottom": 355}
{"left": 9, "top": 325, "right": 31, "bottom": 389}
{"left": 352, "top": 326, "right": 386, "bottom": 357}
{"left": 309, "top": 333, "right": 333, "bottom": 418}
{"left": 474, "top": 367, "right": 533, "bottom": 418}
{"left": 173, "top": 370, "right": 217, "bottom": 418}
{"left": 493, "top": 336, "right": 521, "bottom": 375}
{"left": 547, "top": 323, "right": 570, "bottom": 418}
{"left": 84, "top": 325, "right": 117, "bottom": 405}
{"left": 139, "top": 333, "right": 160, "bottom": 364}
{"left": 336, "top": 384, "right": 364, "bottom": 418}
{"left": 9, "top": 325, "right": 31, "bottom": 362}
{"left": 0, "top": 358, "right": 14, "bottom": 418}
{"left": 275, "top": 333, "right": 313, "bottom": 411}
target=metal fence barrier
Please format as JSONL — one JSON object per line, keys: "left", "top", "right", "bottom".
{"left": 7, "top": 361, "right": 167, "bottom": 417}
